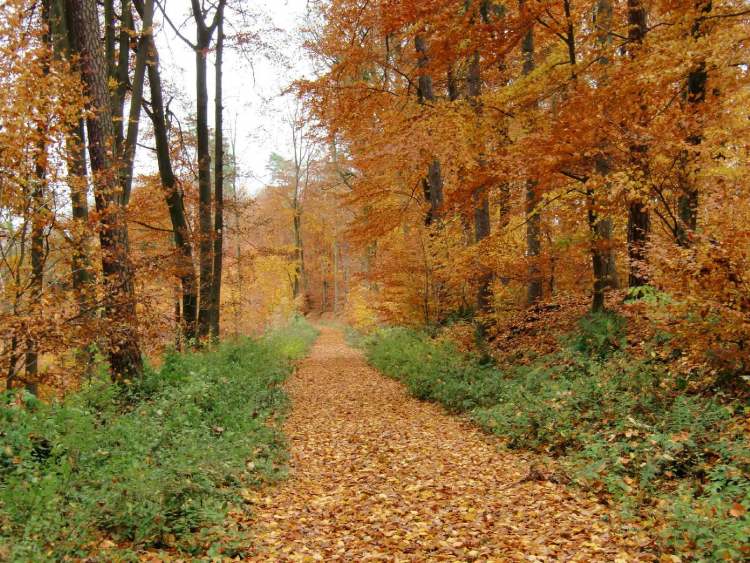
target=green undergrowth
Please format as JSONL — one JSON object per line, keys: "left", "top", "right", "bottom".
{"left": 361, "top": 314, "right": 749, "bottom": 560}
{"left": 0, "top": 317, "right": 318, "bottom": 561}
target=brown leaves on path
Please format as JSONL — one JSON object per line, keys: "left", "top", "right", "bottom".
{"left": 242, "top": 327, "right": 644, "bottom": 561}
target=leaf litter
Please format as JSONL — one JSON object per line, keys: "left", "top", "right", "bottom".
{"left": 240, "top": 326, "right": 648, "bottom": 561}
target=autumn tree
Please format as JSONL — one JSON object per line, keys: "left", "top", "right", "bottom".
{"left": 66, "top": 0, "right": 144, "bottom": 381}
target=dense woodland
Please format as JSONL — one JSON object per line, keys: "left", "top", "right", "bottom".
{"left": 1, "top": 0, "right": 749, "bottom": 560}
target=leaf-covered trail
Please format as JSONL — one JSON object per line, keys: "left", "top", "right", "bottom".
{"left": 244, "top": 327, "right": 641, "bottom": 561}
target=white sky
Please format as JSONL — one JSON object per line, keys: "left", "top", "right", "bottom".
{"left": 150, "top": 0, "right": 312, "bottom": 194}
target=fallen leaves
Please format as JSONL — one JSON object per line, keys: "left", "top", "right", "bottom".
{"left": 237, "top": 327, "right": 650, "bottom": 561}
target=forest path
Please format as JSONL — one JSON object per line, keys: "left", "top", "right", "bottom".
{"left": 244, "top": 326, "right": 641, "bottom": 561}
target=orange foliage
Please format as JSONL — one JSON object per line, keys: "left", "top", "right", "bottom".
{"left": 285, "top": 0, "right": 750, "bottom": 376}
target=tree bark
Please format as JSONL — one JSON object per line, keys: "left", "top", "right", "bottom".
{"left": 521, "top": 12, "right": 542, "bottom": 306}
{"left": 48, "top": 2, "right": 96, "bottom": 386}
{"left": 466, "top": 5, "right": 493, "bottom": 314}
{"left": 333, "top": 237, "right": 339, "bottom": 314}
{"left": 230, "top": 133, "right": 243, "bottom": 337}
{"left": 626, "top": 0, "right": 651, "bottom": 286}
{"left": 195, "top": 27, "right": 213, "bottom": 339}
{"left": 415, "top": 33, "right": 444, "bottom": 225}
{"left": 290, "top": 110, "right": 308, "bottom": 303}
{"left": 190, "top": 0, "right": 224, "bottom": 340}
{"left": 292, "top": 208, "right": 305, "bottom": 299}
{"left": 65, "top": 0, "right": 144, "bottom": 382}
{"left": 68, "top": 119, "right": 94, "bottom": 311}
{"left": 563, "top": 0, "right": 606, "bottom": 312}
{"left": 592, "top": 0, "right": 619, "bottom": 293}
{"left": 210, "top": 4, "right": 225, "bottom": 339}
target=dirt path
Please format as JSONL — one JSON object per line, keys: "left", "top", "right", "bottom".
{"left": 245, "top": 326, "right": 641, "bottom": 561}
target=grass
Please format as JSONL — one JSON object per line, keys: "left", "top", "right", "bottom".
{"left": 360, "top": 314, "right": 750, "bottom": 560}
{"left": 0, "top": 317, "right": 318, "bottom": 561}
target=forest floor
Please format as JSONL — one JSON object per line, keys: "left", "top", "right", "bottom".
{"left": 240, "top": 326, "right": 646, "bottom": 561}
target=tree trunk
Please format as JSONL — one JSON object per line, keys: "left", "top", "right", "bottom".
{"left": 111, "top": 0, "right": 132, "bottom": 156}
{"left": 592, "top": 0, "right": 619, "bottom": 292}
{"left": 120, "top": 0, "right": 151, "bottom": 205}
{"left": 526, "top": 180, "right": 543, "bottom": 306}
{"left": 49, "top": 2, "right": 96, "bottom": 383}
{"left": 474, "top": 192, "right": 492, "bottom": 311}
{"left": 467, "top": 28, "right": 493, "bottom": 313}
{"left": 343, "top": 242, "right": 350, "bottom": 308}
{"left": 231, "top": 134, "right": 243, "bottom": 337}
{"left": 333, "top": 238, "right": 339, "bottom": 315}
{"left": 68, "top": 119, "right": 94, "bottom": 312}
{"left": 136, "top": 0, "right": 198, "bottom": 342}
{"left": 626, "top": 0, "right": 650, "bottom": 285}
{"left": 292, "top": 209, "right": 305, "bottom": 299}
{"left": 174, "top": 290, "right": 182, "bottom": 350}
{"left": 589, "top": 161, "right": 612, "bottom": 311}
{"left": 104, "top": 0, "right": 115, "bottom": 75}
{"left": 415, "top": 34, "right": 444, "bottom": 224}
{"left": 25, "top": 0, "right": 55, "bottom": 395}
{"left": 192, "top": 0, "right": 217, "bottom": 340}
{"left": 564, "top": 0, "right": 606, "bottom": 311}
{"left": 65, "top": 0, "right": 143, "bottom": 382}
{"left": 521, "top": 13, "right": 542, "bottom": 306}
{"left": 676, "top": 2, "right": 710, "bottom": 247}
{"left": 6, "top": 336, "right": 20, "bottom": 391}
{"left": 210, "top": 5, "right": 225, "bottom": 339}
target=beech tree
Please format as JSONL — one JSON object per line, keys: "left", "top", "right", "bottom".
{"left": 65, "top": 0, "right": 144, "bottom": 381}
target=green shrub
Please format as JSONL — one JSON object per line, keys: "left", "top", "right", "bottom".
{"left": 365, "top": 328, "right": 504, "bottom": 412}
{"left": 0, "top": 319, "right": 318, "bottom": 561}
{"left": 568, "top": 311, "right": 627, "bottom": 359}
{"left": 362, "top": 323, "right": 749, "bottom": 560}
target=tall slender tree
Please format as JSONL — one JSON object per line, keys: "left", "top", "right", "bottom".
{"left": 135, "top": 0, "right": 199, "bottom": 343}
{"left": 190, "top": 0, "right": 225, "bottom": 340}
{"left": 467, "top": 0, "right": 492, "bottom": 314}
{"left": 210, "top": 2, "right": 226, "bottom": 339}
{"left": 521, "top": 7, "right": 542, "bottom": 306}
{"left": 626, "top": 0, "right": 650, "bottom": 286}
{"left": 289, "top": 109, "right": 313, "bottom": 301}
{"left": 23, "top": 0, "right": 55, "bottom": 394}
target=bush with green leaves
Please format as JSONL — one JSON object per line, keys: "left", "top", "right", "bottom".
{"left": 0, "top": 318, "right": 318, "bottom": 561}
{"left": 362, "top": 320, "right": 749, "bottom": 560}
{"left": 567, "top": 311, "right": 627, "bottom": 359}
